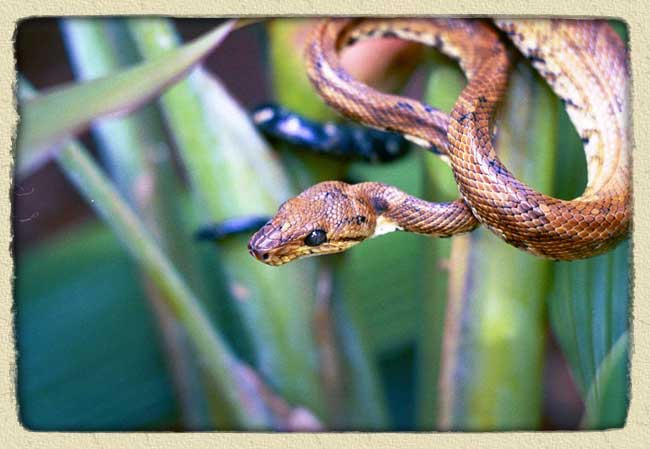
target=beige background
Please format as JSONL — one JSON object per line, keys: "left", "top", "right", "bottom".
{"left": 1, "top": 0, "right": 648, "bottom": 447}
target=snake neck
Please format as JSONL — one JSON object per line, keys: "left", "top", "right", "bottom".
{"left": 356, "top": 182, "right": 478, "bottom": 238}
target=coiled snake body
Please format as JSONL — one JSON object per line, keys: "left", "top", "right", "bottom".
{"left": 249, "top": 19, "right": 630, "bottom": 266}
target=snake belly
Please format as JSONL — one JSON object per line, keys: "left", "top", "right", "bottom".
{"left": 302, "top": 18, "right": 630, "bottom": 261}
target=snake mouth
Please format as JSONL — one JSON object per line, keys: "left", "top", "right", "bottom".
{"left": 248, "top": 235, "right": 360, "bottom": 266}
{"left": 247, "top": 235, "right": 278, "bottom": 264}
{"left": 247, "top": 225, "right": 300, "bottom": 265}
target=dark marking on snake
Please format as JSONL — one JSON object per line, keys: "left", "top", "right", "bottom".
{"left": 488, "top": 158, "right": 506, "bottom": 175}
{"left": 397, "top": 101, "right": 415, "bottom": 112}
{"left": 434, "top": 34, "right": 444, "bottom": 49}
{"left": 371, "top": 196, "right": 389, "bottom": 214}
{"left": 561, "top": 97, "right": 581, "bottom": 110}
{"left": 458, "top": 111, "right": 476, "bottom": 123}
{"left": 526, "top": 47, "right": 546, "bottom": 64}
{"left": 335, "top": 68, "right": 352, "bottom": 82}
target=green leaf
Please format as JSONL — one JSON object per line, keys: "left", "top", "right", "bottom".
{"left": 16, "top": 20, "right": 235, "bottom": 179}
{"left": 581, "top": 332, "right": 629, "bottom": 429}
{"left": 19, "top": 76, "right": 276, "bottom": 428}
{"left": 549, "top": 240, "right": 630, "bottom": 429}
{"left": 17, "top": 223, "right": 179, "bottom": 430}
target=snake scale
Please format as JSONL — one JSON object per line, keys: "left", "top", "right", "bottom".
{"left": 248, "top": 18, "right": 630, "bottom": 266}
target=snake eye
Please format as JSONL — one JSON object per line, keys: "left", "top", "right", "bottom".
{"left": 304, "top": 229, "right": 327, "bottom": 247}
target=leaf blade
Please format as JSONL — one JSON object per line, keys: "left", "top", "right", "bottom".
{"left": 17, "top": 20, "right": 235, "bottom": 178}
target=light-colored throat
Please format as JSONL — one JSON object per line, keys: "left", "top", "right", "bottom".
{"left": 371, "top": 215, "right": 404, "bottom": 238}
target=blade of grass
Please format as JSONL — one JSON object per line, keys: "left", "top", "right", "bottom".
{"left": 16, "top": 19, "right": 235, "bottom": 179}
{"left": 437, "top": 58, "right": 556, "bottom": 430}
{"left": 128, "top": 18, "right": 326, "bottom": 419}
{"left": 56, "top": 142, "right": 270, "bottom": 428}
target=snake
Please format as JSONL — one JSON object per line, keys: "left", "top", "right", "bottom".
{"left": 248, "top": 18, "right": 630, "bottom": 266}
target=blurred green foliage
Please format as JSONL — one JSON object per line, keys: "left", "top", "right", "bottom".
{"left": 17, "top": 223, "right": 179, "bottom": 429}
{"left": 14, "top": 18, "right": 630, "bottom": 431}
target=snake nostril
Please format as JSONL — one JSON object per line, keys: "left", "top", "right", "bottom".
{"left": 247, "top": 244, "right": 270, "bottom": 262}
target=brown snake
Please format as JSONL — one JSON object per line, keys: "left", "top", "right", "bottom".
{"left": 248, "top": 18, "right": 630, "bottom": 266}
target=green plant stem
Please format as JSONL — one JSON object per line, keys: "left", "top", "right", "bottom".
{"left": 416, "top": 53, "right": 465, "bottom": 429}
{"left": 57, "top": 146, "right": 270, "bottom": 429}
{"left": 434, "top": 58, "right": 555, "bottom": 431}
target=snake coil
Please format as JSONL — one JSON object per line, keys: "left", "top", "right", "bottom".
{"left": 249, "top": 19, "right": 630, "bottom": 266}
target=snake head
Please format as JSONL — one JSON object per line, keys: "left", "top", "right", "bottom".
{"left": 248, "top": 181, "right": 377, "bottom": 266}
